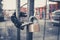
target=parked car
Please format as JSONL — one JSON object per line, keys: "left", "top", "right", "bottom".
{"left": 51, "top": 10, "right": 60, "bottom": 27}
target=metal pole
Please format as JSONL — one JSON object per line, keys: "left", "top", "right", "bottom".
{"left": 16, "top": 0, "right": 21, "bottom": 40}
{"left": 57, "top": 2, "right": 60, "bottom": 40}
{"left": 46, "top": 0, "right": 49, "bottom": 19}
{"left": 57, "top": 27, "right": 60, "bottom": 40}
{"left": 57, "top": 17, "right": 60, "bottom": 40}
{"left": 43, "top": 7, "right": 46, "bottom": 40}
{"left": 27, "top": 0, "right": 34, "bottom": 40}
{"left": 43, "top": 0, "right": 48, "bottom": 40}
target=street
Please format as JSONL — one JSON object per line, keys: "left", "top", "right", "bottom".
{"left": 0, "top": 20, "right": 60, "bottom": 40}
{"left": 0, "top": 19, "right": 60, "bottom": 40}
{"left": 33, "top": 19, "right": 60, "bottom": 40}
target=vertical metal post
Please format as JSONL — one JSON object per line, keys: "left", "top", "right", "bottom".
{"left": 43, "top": 7, "right": 46, "bottom": 40}
{"left": 27, "top": 0, "right": 34, "bottom": 40}
{"left": 43, "top": 0, "right": 48, "bottom": 40}
{"left": 46, "top": 0, "right": 49, "bottom": 19}
{"left": 16, "top": 0, "right": 21, "bottom": 40}
{"left": 57, "top": 17, "right": 60, "bottom": 40}
{"left": 57, "top": 27, "right": 60, "bottom": 40}
{"left": 57, "top": 2, "right": 60, "bottom": 40}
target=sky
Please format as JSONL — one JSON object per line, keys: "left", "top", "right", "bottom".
{"left": 2, "top": 0, "right": 57, "bottom": 10}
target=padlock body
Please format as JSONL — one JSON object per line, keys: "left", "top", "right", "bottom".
{"left": 29, "top": 23, "right": 40, "bottom": 32}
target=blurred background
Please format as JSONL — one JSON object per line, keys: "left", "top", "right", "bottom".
{"left": 0, "top": 0, "right": 60, "bottom": 40}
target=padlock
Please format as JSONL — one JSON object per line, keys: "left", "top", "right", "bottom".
{"left": 29, "top": 23, "right": 40, "bottom": 32}
{"left": 29, "top": 16, "right": 40, "bottom": 32}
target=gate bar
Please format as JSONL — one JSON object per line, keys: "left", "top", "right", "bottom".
{"left": 16, "top": 0, "right": 21, "bottom": 40}
{"left": 26, "top": 0, "right": 34, "bottom": 40}
{"left": 43, "top": 0, "right": 48, "bottom": 40}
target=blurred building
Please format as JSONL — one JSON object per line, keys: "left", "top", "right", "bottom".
{"left": 2, "top": 0, "right": 60, "bottom": 20}
{"left": 49, "top": 0, "right": 60, "bottom": 1}
{"left": 49, "top": 0, "right": 60, "bottom": 9}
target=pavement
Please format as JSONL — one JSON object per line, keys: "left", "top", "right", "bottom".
{"left": 25, "top": 19, "right": 60, "bottom": 40}
{"left": 0, "top": 19, "right": 60, "bottom": 40}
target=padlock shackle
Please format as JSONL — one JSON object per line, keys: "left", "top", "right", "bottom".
{"left": 29, "top": 16, "right": 38, "bottom": 22}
